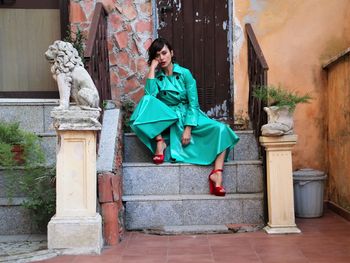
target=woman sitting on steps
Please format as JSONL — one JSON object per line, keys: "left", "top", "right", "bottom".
{"left": 130, "top": 38, "right": 239, "bottom": 196}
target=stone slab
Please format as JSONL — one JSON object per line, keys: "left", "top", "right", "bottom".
{"left": 237, "top": 164, "right": 263, "bottom": 193}
{"left": 123, "top": 165, "right": 180, "bottom": 195}
{"left": 0, "top": 170, "right": 27, "bottom": 198}
{"left": 0, "top": 250, "right": 59, "bottom": 263}
{"left": 48, "top": 214, "right": 103, "bottom": 255}
{"left": 242, "top": 199, "right": 265, "bottom": 224}
{"left": 51, "top": 109, "right": 101, "bottom": 131}
{"left": 125, "top": 200, "right": 183, "bottom": 230}
{"left": 0, "top": 205, "right": 36, "bottom": 235}
{"left": 234, "top": 131, "right": 259, "bottom": 160}
{"left": 43, "top": 104, "right": 57, "bottom": 134}
{"left": 162, "top": 225, "right": 230, "bottom": 234}
{"left": 123, "top": 133, "right": 152, "bottom": 162}
{"left": 38, "top": 134, "right": 56, "bottom": 165}
{"left": 97, "top": 109, "right": 120, "bottom": 172}
{"left": 182, "top": 199, "right": 242, "bottom": 225}
{"left": 179, "top": 164, "right": 237, "bottom": 194}
{"left": 123, "top": 161, "right": 261, "bottom": 195}
{"left": 124, "top": 194, "right": 264, "bottom": 230}
{"left": 264, "top": 225, "right": 301, "bottom": 234}
{"left": 0, "top": 105, "right": 44, "bottom": 133}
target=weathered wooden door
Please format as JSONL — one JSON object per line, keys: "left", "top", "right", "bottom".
{"left": 0, "top": 0, "right": 68, "bottom": 98}
{"left": 156, "top": 0, "right": 232, "bottom": 118}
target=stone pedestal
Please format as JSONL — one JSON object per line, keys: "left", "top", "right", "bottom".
{"left": 48, "top": 109, "right": 103, "bottom": 254}
{"left": 260, "top": 135, "right": 301, "bottom": 234}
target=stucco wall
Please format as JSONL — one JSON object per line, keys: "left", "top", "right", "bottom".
{"left": 234, "top": 0, "right": 350, "bottom": 170}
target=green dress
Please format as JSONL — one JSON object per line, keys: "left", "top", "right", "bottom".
{"left": 130, "top": 63, "right": 239, "bottom": 165}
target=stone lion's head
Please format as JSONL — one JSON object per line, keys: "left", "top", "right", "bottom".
{"left": 45, "top": 40, "right": 84, "bottom": 75}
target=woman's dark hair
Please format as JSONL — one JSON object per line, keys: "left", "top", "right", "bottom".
{"left": 147, "top": 38, "right": 175, "bottom": 65}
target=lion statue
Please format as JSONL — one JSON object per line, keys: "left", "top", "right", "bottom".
{"left": 45, "top": 40, "right": 100, "bottom": 110}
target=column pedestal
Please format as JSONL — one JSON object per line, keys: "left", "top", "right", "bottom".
{"left": 48, "top": 109, "right": 103, "bottom": 254}
{"left": 260, "top": 135, "right": 301, "bottom": 234}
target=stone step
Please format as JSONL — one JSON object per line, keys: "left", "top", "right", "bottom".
{"left": 37, "top": 133, "right": 56, "bottom": 165}
{"left": 0, "top": 167, "right": 54, "bottom": 202}
{"left": 0, "top": 167, "right": 53, "bottom": 235}
{"left": 122, "top": 193, "right": 264, "bottom": 230}
{"left": 123, "top": 131, "right": 259, "bottom": 162}
{"left": 0, "top": 198, "right": 42, "bottom": 235}
{"left": 0, "top": 99, "right": 59, "bottom": 134}
{"left": 0, "top": 169, "right": 27, "bottom": 198}
{"left": 122, "top": 161, "right": 263, "bottom": 196}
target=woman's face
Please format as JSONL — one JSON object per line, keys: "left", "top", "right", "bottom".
{"left": 155, "top": 45, "right": 173, "bottom": 69}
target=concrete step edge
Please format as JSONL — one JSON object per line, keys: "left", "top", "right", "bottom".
{"left": 0, "top": 197, "right": 28, "bottom": 206}
{"left": 0, "top": 164, "right": 53, "bottom": 171}
{"left": 0, "top": 98, "right": 59, "bottom": 106}
{"left": 124, "top": 130, "right": 254, "bottom": 137}
{"left": 36, "top": 132, "right": 56, "bottom": 137}
{"left": 122, "top": 160, "right": 263, "bottom": 167}
{"left": 122, "top": 193, "right": 263, "bottom": 202}
{"left": 133, "top": 224, "right": 230, "bottom": 234}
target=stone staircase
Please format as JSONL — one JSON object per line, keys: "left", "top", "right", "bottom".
{"left": 122, "top": 131, "right": 265, "bottom": 233}
{"left": 0, "top": 100, "right": 58, "bottom": 235}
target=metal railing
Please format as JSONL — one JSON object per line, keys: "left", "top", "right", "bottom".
{"left": 246, "top": 23, "right": 269, "bottom": 223}
{"left": 84, "top": 2, "right": 111, "bottom": 105}
{"left": 245, "top": 23, "right": 269, "bottom": 138}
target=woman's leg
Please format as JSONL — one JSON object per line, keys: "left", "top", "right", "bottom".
{"left": 210, "top": 150, "right": 226, "bottom": 186}
{"left": 155, "top": 135, "right": 166, "bottom": 155}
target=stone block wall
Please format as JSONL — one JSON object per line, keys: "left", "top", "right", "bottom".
{"left": 70, "top": 0, "right": 154, "bottom": 106}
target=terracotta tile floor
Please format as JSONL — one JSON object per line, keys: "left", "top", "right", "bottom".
{"left": 37, "top": 209, "right": 350, "bottom": 263}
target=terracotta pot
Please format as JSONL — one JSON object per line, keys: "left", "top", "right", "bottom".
{"left": 11, "top": 144, "right": 25, "bottom": 165}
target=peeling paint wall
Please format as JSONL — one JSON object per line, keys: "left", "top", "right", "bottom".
{"left": 233, "top": 0, "right": 350, "bottom": 171}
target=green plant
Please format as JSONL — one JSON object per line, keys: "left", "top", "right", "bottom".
{"left": 20, "top": 167, "right": 56, "bottom": 231}
{"left": 253, "top": 85, "right": 312, "bottom": 112}
{"left": 64, "top": 25, "right": 86, "bottom": 61}
{"left": 122, "top": 99, "right": 136, "bottom": 133}
{"left": 0, "top": 122, "right": 55, "bottom": 231}
{"left": 0, "top": 122, "right": 44, "bottom": 166}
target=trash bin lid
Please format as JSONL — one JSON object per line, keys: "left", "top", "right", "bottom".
{"left": 293, "top": 168, "right": 327, "bottom": 180}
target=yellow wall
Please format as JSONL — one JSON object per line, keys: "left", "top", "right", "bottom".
{"left": 234, "top": 0, "right": 350, "bottom": 170}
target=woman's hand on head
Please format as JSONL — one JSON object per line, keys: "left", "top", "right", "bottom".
{"left": 181, "top": 126, "right": 192, "bottom": 146}
{"left": 147, "top": 59, "right": 159, "bottom": 79}
{"left": 150, "top": 59, "right": 159, "bottom": 70}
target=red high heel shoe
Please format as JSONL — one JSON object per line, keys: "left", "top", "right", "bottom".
{"left": 153, "top": 138, "right": 166, "bottom": 164}
{"left": 208, "top": 169, "right": 226, "bottom": 196}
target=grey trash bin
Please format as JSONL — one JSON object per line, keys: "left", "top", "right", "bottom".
{"left": 293, "top": 168, "right": 327, "bottom": 218}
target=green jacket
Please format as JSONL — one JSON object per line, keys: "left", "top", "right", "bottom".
{"left": 130, "top": 63, "right": 239, "bottom": 165}
{"left": 145, "top": 63, "right": 199, "bottom": 126}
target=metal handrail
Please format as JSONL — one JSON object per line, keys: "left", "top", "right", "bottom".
{"left": 84, "top": 2, "right": 111, "bottom": 104}
{"left": 245, "top": 23, "right": 269, "bottom": 138}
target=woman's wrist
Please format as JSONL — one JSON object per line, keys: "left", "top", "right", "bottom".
{"left": 147, "top": 66, "right": 157, "bottom": 79}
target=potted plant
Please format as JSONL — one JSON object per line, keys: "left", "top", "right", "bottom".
{"left": 253, "top": 85, "right": 312, "bottom": 136}
{"left": 0, "top": 122, "right": 44, "bottom": 166}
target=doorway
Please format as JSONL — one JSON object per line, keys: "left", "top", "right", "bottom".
{"left": 155, "top": 0, "right": 233, "bottom": 119}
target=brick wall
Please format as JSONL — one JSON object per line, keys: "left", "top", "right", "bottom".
{"left": 70, "top": 0, "right": 153, "bottom": 106}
